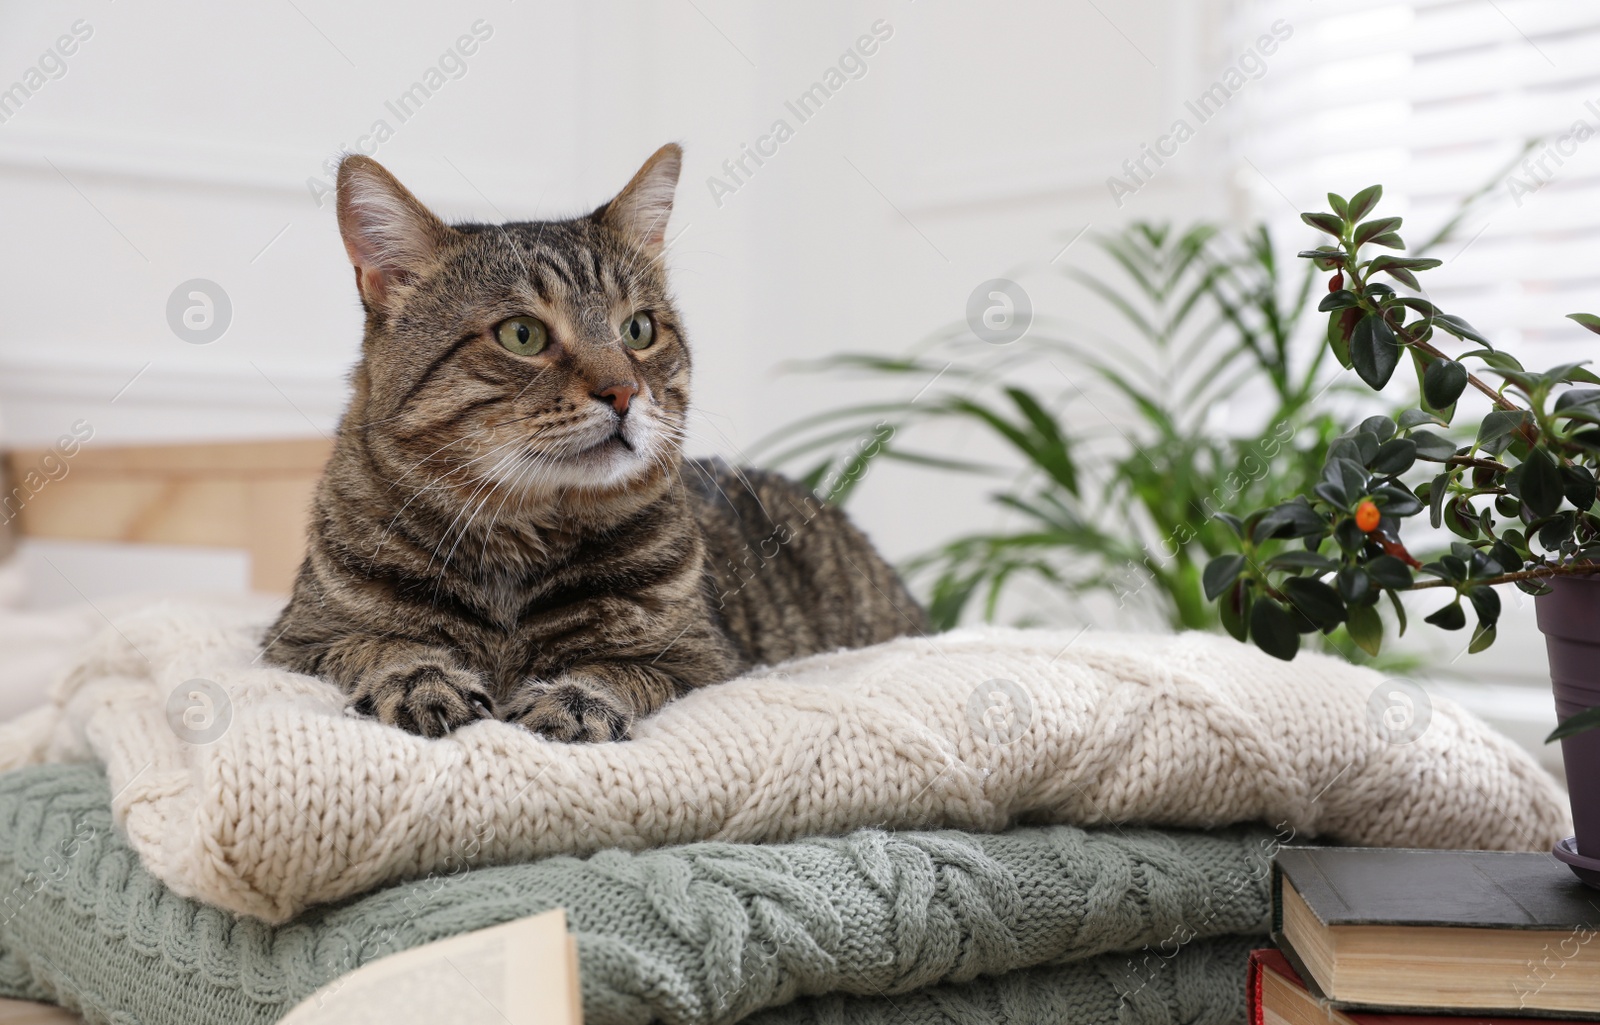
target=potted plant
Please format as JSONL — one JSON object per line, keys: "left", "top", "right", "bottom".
{"left": 1199, "top": 185, "right": 1600, "bottom": 885}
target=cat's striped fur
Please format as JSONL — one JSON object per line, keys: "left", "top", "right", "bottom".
{"left": 262, "top": 145, "right": 924, "bottom": 741}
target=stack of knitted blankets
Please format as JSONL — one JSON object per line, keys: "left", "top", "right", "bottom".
{"left": 0, "top": 605, "right": 1572, "bottom": 1024}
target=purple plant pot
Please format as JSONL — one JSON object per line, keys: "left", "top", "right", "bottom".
{"left": 1534, "top": 574, "right": 1600, "bottom": 888}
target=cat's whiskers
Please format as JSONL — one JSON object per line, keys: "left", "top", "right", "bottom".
{"left": 472, "top": 445, "right": 568, "bottom": 577}
{"left": 424, "top": 440, "right": 531, "bottom": 584}
{"left": 371, "top": 426, "right": 557, "bottom": 559}
{"left": 666, "top": 423, "right": 776, "bottom": 521}
{"left": 435, "top": 438, "right": 574, "bottom": 591}
{"left": 379, "top": 430, "right": 489, "bottom": 494}
{"left": 370, "top": 453, "right": 504, "bottom": 560}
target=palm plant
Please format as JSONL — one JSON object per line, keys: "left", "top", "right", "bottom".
{"left": 754, "top": 222, "right": 1349, "bottom": 635}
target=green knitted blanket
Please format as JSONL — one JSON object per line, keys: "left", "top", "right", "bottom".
{"left": 0, "top": 766, "right": 1271, "bottom": 1024}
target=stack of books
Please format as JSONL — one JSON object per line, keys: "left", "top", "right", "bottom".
{"left": 1253, "top": 848, "right": 1600, "bottom": 1024}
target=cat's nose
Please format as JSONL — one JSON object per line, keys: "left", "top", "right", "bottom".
{"left": 593, "top": 383, "right": 639, "bottom": 415}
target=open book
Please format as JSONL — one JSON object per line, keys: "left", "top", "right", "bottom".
{"left": 280, "top": 908, "right": 582, "bottom": 1025}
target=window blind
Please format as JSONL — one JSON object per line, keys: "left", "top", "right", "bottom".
{"left": 1227, "top": 0, "right": 1600, "bottom": 364}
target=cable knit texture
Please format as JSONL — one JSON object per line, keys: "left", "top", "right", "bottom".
{"left": 0, "top": 765, "right": 1269, "bottom": 1025}
{"left": 743, "top": 937, "right": 1262, "bottom": 1025}
{"left": 0, "top": 603, "right": 1569, "bottom": 922}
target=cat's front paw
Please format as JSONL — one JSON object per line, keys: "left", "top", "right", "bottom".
{"left": 350, "top": 662, "right": 495, "bottom": 738}
{"left": 505, "top": 681, "right": 633, "bottom": 743}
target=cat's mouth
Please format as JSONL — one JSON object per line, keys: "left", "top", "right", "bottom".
{"left": 573, "top": 427, "right": 635, "bottom": 458}
{"left": 493, "top": 418, "right": 664, "bottom": 496}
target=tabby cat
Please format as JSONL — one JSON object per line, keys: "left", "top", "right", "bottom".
{"left": 262, "top": 144, "right": 925, "bottom": 742}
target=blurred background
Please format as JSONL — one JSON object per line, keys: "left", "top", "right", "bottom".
{"left": 2, "top": 0, "right": 1598, "bottom": 762}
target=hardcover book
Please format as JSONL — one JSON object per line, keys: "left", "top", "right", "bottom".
{"left": 1249, "top": 948, "right": 1594, "bottom": 1025}
{"left": 1271, "top": 847, "right": 1600, "bottom": 1017}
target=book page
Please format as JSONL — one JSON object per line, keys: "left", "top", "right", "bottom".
{"left": 279, "top": 908, "right": 580, "bottom": 1025}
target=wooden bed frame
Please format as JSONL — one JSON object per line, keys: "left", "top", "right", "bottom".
{"left": 1, "top": 438, "right": 333, "bottom": 594}
{"left": 0, "top": 438, "right": 321, "bottom": 1023}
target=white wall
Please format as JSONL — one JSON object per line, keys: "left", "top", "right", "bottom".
{"left": 0, "top": 0, "right": 1232, "bottom": 559}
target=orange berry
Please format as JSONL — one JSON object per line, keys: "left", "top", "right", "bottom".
{"left": 1355, "top": 500, "right": 1381, "bottom": 533}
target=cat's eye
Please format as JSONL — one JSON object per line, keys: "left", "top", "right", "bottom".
{"left": 621, "top": 311, "right": 655, "bottom": 350}
{"left": 494, "top": 316, "right": 549, "bottom": 356}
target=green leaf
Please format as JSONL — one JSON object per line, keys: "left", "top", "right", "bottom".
{"left": 1445, "top": 496, "right": 1480, "bottom": 539}
{"left": 1538, "top": 510, "right": 1575, "bottom": 552}
{"left": 1487, "top": 366, "right": 1550, "bottom": 399}
{"left": 1350, "top": 313, "right": 1401, "bottom": 389}
{"left": 1477, "top": 409, "right": 1533, "bottom": 456}
{"left": 1422, "top": 359, "right": 1469, "bottom": 409}
{"left": 1318, "top": 290, "right": 1361, "bottom": 312}
{"left": 1337, "top": 456, "right": 1370, "bottom": 503}
{"left": 1398, "top": 408, "right": 1447, "bottom": 429}
{"left": 1250, "top": 597, "right": 1302, "bottom": 660}
{"left": 1283, "top": 576, "right": 1347, "bottom": 626}
{"left": 1327, "top": 193, "right": 1349, "bottom": 218}
{"left": 1467, "top": 585, "right": 1501, "bottom": 628}
{"left": 1387, "top": 587, "right": 1409, "bottom": 635}
{"left": 1567, "top": 313, "right": 1600, "bottom": 337}
{"left": 1214, "top": 512, "right": 1245, "bottom": 538}
{"left": 1359, "top": 415, "right": 1397, "bottom": 442}
{"left": 1346, "top": 601, "right": 1383, "bottom": 656}
{"left": 1384, "top": 266, "right": 1421, "bottom": 290}
{"left": 1436, "top": 313, "right": 1491, "bottom": 347}
{"left": 1369, "top": 255, "right": 1443, "bottom": 272}
{"left": 1299, "top": 247, "right": 1347, "bottom": 264}
{"left": 1301, "top": 211, "right": 1344, "bottom": 237}
{"left": 1521, "top": 446, "right": 1564, "bottom": 518}
{"left": 1348, "top": 185, "right": 1383, "bottom": 222}
{"left": 1336, "top": 566, "right": 1371, "bottom": 604}
{"left": 1326, "top": 310, "right": 1355, "bottom": 369}
{"left": 1354, "top": 216, "right": 1402, "bottom": 246}
{"left": 1265, "top": 551, "right": 1340, "bottom": 571}
{"left": 1548, "top": 705, "right": 1600, "bottom": 742}
{"left": 1253, "top": 502, "right": 1328, "bottom": 543}
{"left": 1428, "top": 470, "right": 1450, "bottom": 527}
{"left": 1314, "top": 480, "right": 1350, "bottom": 509}
{"left": 1409, "top": 430, "right": 1458, "bottom": 462}
{"left": 1366, "top": 554, "right": 1414, "bottom": 589}
{"left": 1220, "top": 579, "right": 1251, "bottom": 643}
{"left": 1563, "top": 464, "right": 1597, "bottom": 511}
{"left": 1468, "top": 623, "right": 1497, "bottom": 654}
{"left": 1368, "top": 232, "right": 1405, "bottom": 249}
{"left": 1333, "top": 431, "right": 1379, "bottom": 467}
{"left": 1370, "top": 438, "right": 1417, "bottom": 476}
{"left": 1424, "top": 599, "right": 1467, "bottom": 630}
{"left": 1554, "top": 387, "right": 1600, "bottom": 414}
{"left": 1541, "top": 362, "right": 1598, "bottom": 387}
{"left": 1460, "top": 348, "right": 1521, "bottom": 371}
{"left": 1490, "top": 539, "right": 1523, "bottom": 575}
{"left": 1202, "top": 554, "right": 1247, "bottom": 601}
{"left": 1372, "top": 483, "right": 1423, "bottom": 517}
{"left": 1004, "top": 387, "right": 1079, "bottom": 493}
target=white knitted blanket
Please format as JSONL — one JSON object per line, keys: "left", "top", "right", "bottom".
{"left": 0, "top": 603, "right": 1571, "bottom": 923}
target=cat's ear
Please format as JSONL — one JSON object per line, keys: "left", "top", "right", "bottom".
{"left": 597, "top": 144, "right": 682, "bottom": 256}
{"left": 336, "top": 156, "right": 452, "bottom": 307}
